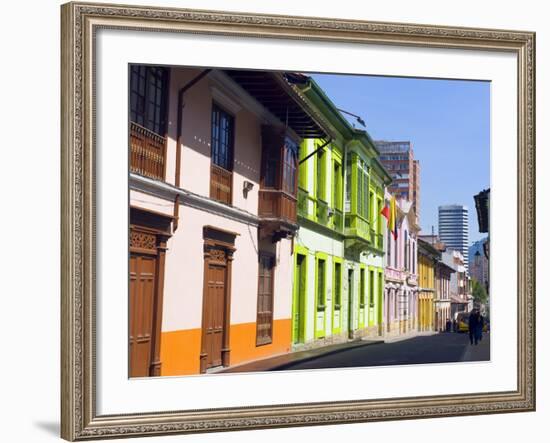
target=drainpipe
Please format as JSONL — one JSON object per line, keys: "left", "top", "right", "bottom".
{"left": 172, "top": 69, "right": 212, "bottom": 231}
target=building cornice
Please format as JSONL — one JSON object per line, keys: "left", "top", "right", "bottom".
{"left": 130, "top": 173, "right": 259, "bottom": 227}
{"left": 207, "top": 70, "right": 302, "bottom": 143}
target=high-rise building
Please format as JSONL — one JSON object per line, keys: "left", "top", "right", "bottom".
{"left": 375, "top": 141, "right": 420, "bottom": 220}
{"left": 438, "top": 205, "right": 469, "bottom": 272}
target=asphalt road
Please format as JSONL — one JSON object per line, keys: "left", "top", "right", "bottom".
{"left": 272, "top": 332, "right": 490, "bottom": 371}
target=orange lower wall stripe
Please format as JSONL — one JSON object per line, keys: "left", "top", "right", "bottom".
{"left": 230, "top": 319, "right": 292, "bottom": 366}
{"left": 160, "top": 318, "right": 292, "bottom": 376}
{"left": 160, "top": 328, "right": 202, "bottom": 376}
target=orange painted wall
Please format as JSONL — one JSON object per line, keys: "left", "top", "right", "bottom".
{"left": 230, "top": 318, "right": 292, "bottom": 366}
{"left": 159, "top": 318, "right": 292, "bottom": 376}
{"left": 160, "top": 328, "right": 202, "bottom": 376}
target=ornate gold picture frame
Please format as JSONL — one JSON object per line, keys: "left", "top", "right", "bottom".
{"left": 61, "top": 1, "right": 535, "bottom": 440}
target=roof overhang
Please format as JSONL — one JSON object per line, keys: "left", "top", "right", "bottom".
{"left": 223, "top": 70, "right": 328, "bottom": 139}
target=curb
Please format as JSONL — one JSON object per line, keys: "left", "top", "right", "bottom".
{"left": 270, "top": 339, "right": 384, "bottom": 371}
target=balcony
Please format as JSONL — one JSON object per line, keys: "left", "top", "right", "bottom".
{"left": 210, "top": 164, "right": 233, "bottom": 205}
{"left": 344, "top": 213, "right": 370, "bottom": 242}
{"left": 259, "top": 189, "right": 297, "bottom": 223}
{"left": 130, "top": 122, "right": 166, "bottom": 181}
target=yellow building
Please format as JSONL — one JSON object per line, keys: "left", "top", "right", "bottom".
{"left": 417, "top": 239, "right": 441, "bottom": 332}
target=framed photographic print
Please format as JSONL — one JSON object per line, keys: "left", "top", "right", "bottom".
{"left": 60, "top": 1, "right": 536, "bottom": 440}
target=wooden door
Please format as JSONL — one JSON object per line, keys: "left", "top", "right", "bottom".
{"left": 129, "top": 253, "right": 157, "bottom": 377}
{"left": 256, "top": 253, "right": 275, "bottom": 345}
{"left": 204, "top": 253, "right": 227, "bottom": 369}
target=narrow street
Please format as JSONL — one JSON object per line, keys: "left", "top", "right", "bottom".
{"left": 275, "top": 332, "right": 490, "bottom": 371}
{"left": 223, "top": 332, "right": 490, "bottom": 373}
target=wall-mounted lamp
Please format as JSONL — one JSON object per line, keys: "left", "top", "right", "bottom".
{"left": 243, "top": 180, "right": 254, "bottom": 198}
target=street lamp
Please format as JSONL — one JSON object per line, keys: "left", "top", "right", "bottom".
{"left": 337, "top": 108, "right": 366, "bottom": 127}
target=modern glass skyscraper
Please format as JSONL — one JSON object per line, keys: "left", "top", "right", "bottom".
{"left": 438, "top": 205, "right": 469, "bottom": 273}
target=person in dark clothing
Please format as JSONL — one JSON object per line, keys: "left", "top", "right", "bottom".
{"left": 468, "top": 310, "right": 481, "bottom": 345}
{"left": 446, "top": 318, "right": 452, "bottom": 332}
{"left": 476, "top": 314, "right": 485, "bottom": 343}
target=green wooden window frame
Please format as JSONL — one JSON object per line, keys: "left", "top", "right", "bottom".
{"left": 316, "top": 142, "right": 327, "bottom": 202}
{"left": 332, "top": 159, "right": 342, "bottom": 210}
{"left": 359, "top": 267, "right": 366, "bottom": 307}
{"left": 368, "top": 189, "right": 375, "bottom": 225}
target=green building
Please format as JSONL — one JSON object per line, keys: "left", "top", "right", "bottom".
{"left": 288, "top": 74, "right": 391, "bottom": 350}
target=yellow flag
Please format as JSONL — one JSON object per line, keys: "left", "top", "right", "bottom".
{"left": 389, "top": 196, "right": 397, "bottom": 239}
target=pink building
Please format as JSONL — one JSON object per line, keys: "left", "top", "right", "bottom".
{"left": 128, "top": 66, "right": 328, "bottom": 376}
{"left": 383, "top": 195, "right": 420, "bottom": 336}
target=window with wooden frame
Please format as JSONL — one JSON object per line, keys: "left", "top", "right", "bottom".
{"left": 282, "top": 137, "right": 298, "bottom": 196}
{"left": 129, "top": 65, "right": 169, "bottom": 181}
{"left": 360, "top": 268, "right": 366, "bottom": 307}
{"left": 211, "top": 103, "right": 234, "bottom": 171}
{"left": 333, "top": 262, "right": 342, "bottom": 308}
{"left": 259, "top": 129, "right": 299, "bottom": 224}
{"left": 210, "top": 103, "right": 235, "bottom": 204}
{"left": 130, "top": 65, "right": 168, "bottom": 136}
{"left": 256, "top": 252, "right": 275, "bottom": 345}
{"left": 316, "top": 258, "right": 326, "bottom": 309}
{"left": 262, "top": 134, "right": 298, "bottom": 195}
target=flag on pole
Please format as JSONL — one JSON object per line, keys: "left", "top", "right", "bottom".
{"left": 381, "top": 196, "right": 398, "bottom": 240}
{"left": 390, "top": 196, "right": 398, "bottom": 240}
{"left": 380, "top": 202, "right": 390, "bottom": 221}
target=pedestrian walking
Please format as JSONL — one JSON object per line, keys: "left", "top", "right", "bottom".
{"left": 476, "top": 314, "right": 485, "bottom": 343}
{"left": 446, "top": 318, "right": 452, "bottom": 332}
{"left": 468, "top": 310, "right": 480, "bottom": 345}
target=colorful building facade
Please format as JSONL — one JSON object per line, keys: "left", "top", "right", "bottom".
{"left": 442, "top": 249, "right": 473, "bottom": 319}
{"left": 417, "top": 238, "right": 441, "bottom": 332}
{"left": 383, "top": 196, "right": 420, "bottom": 336}
{"left": 128, "top": 66, "right": 331, "bottom": 376}
{"left": 434, "top": 259, "right": 455, "bottom": 331}
{"left": 288, "top": 74, "right": 391, "bottom": 349}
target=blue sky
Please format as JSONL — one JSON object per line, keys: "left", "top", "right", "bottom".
{"left": 311, "top": 73, "right": 490, "bottom": 244}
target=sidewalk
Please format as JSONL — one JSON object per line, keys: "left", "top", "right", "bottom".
{"left": 220, "top": 338, "right": 383, "bottom": 373}
{"left": 461, "top": 332, "right": 491, "bottom": 362}
{"left": 220, "top": 330, "right": 439, "bottom": 373}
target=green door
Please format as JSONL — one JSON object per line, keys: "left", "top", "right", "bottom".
{"left": 347, "top": 269, "right": 354, "bottom": 339}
